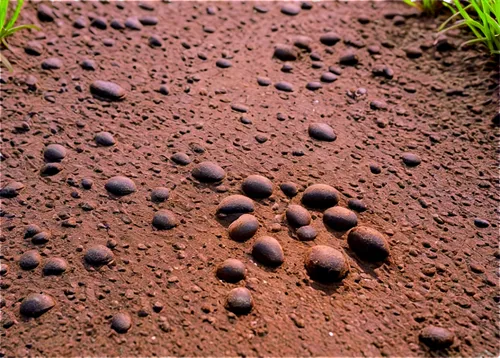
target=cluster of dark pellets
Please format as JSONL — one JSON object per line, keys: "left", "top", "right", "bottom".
{"left": 2, "top": 1, "right": 477, "bottom": 349}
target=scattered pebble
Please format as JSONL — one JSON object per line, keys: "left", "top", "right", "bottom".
{"left": 241, "top": 175, "right": 273, "bottom": 199}
{"left": 225, "top": 287, "right": 253, "bottom": 314}
{"left": 286, "top": 205, "right": 311, "bottom": 228}
{"left": 84, "top": 245, "right": 114, "bottom": 267}
{"left": 111, "top": 313, "right": 132, "bottom": 333}
{"left": 152, "top": 210, "right": 178, "bottom": 230}
{"left": 252, "top": 236, "right": 284, "bottom": 267}
{"left": 419, "top": 326, "right": 454, "bottom": 350}
{"left": 20, "top": 293, "right": 55, "bottom": 317}
{"left": 304, "top": 245, "right": 349, "bottom": 282}
{"left": 217, "top": 195, "right": 255, "bottom": 216}
{"left": 347, "top": 226, "right": 390, "bottom": 262}
{"left": 19, "top": 250, "right": 42, "bottom": 270}
{"left": 301, "top": 184, "right": 340, "bottom": 209}
{"left": 105, "top": 176, "right": 137, "bottom": 196}
{"left": 192, "top": 161, "right": 226, "bottom": 182}
{"left": 323, "top": 207, "right": 358, "bottom": 231}
{"left": 216, "top": 259, "right": 246, "bottom": 283}
{"left": 308, "top": 123, "right": 336, "bottom": 142}
{"left": 228, "top": 214, "right": 259, "bottom": 242}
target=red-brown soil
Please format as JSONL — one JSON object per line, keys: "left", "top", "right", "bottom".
{"left": 0, "top": 1, "right": 499, "bottom": 356}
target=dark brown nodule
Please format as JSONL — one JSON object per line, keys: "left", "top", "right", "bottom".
{"left": 347, "top": 226, "right": 390, "bottom": 262}
{"left": 90, "top": 81, "right": 126, "bottom": 101}
{"left": 304, "top": 245, "right": 349, "bottom": 283}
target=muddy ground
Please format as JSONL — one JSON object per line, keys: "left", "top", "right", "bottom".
{"left": 0, "top": 1, "right": 499, "bottom": 356}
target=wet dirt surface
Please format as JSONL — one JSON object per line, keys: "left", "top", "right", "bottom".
{"left": 0, "top": 1, "right": 499, "bottom": 356}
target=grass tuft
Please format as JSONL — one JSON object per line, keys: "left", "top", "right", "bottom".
{"left": 0, "top": 0, "right": 39, "bottom": 72}
{"left": 439, "top": 0, "right": 500, "bottom": 55}
{"left": 402, "top": 0, "right": 442, "bottom": 15}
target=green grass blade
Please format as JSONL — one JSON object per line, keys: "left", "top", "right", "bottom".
{"left": 4, "top": 23, "right": 39, "bottom": 36}
{"left": 0, "top": 0, "right": 9, "bottom": 31}
{"left": 5, "top": 0, "right": 23, "bottom": 31}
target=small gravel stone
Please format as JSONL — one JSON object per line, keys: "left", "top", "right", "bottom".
{"left": 152, "top": 210, "right": 178, "bottom": 230}
{"left": 19, "top": 250, "right": 42, "bottom": 270}
{"left": 228, "top": 214, "right": 259, "bottom": 242}
{"left": 323, "top": 207, "right": 358, "bottom": 231}
{"left": 296, "top": 225, "right": 317, "bottom": 241}
{"left": 274, "top": 81, "right": 294, "bottom": 92}
{"left": 31, "top": 231, "right": 51, "bottom": 245}
{"left": 225, "top": 287, "right": 253, "bottom": 314}
{"left": 401, "top": 152, "right": 421, "bottom": 167}
{"left": 171, "top": 152, "right": 191, "bottom": 165}
{"left": 94, "top": 132, "right": 116, "bottom": 146}
{"left": 274, "top": 44, "right": 298, "bottom": 61}
{"left": 304, "top": 245, "right": 349, "bottom": 282}
{"left": 0, "top": 181, "right": 25, "bottom": 198}
{"left": 241, "top": 175, "right": 273, "bottom": 199}
{"left": 217, "top": 195, "right": 255, "bottom": 215}
{"left": 286, "top": 205, "right": 311, "bottom": 228}
{"left": 111, "top": 313, "right": 132, "bottom": 333}
{"left": 90, "top": 81, "right": 126, "bottom": 101}
{"left": 216, "top": 59, "right": 232, "bottom": 68}
{"left": 347, "top": 226, "right": 390, "bottom": 262}
{"left": 43, "top": 258, "right": 67, "bottom": 275}
{"left": 20, "top": 293, "right": 55, "bottom": 317}
{"left": 216, "top": 259, "right": 246, "bottom": 283}
{"left": 252, "top": 236, "right": 284, "bottom": 267}
{"left": 105, "top": 176, "right": 136, "bottom": 196}
{"left": 348, "top": 199, "right": 367, "bottom": 212}
{"left": 44, "top": 144, "right": 67, "bottom": 162}
{"left": 474, "top": 218, "right": 489, "bottom": 228}
{"left": 84, "top": 245, "right": 114, "bottom": 266}
{"left": 192, "top": 161, "right": 225, "bottom": 182}
{"left": 150, "top": 187, "right": 170, "bottom": 203}
{"left": 41, "top": 58, "right": 62, "bottom": 70}
{"left": 281, "top": 3, "right": 301, "bottom": 16}
{"left": 280, "top": 182, "right": 298, "bottom": 197}
{"left": 320, "top": 32, "right": 341, "bottom": 46}
{"left": 301, "top": 184, "right": 340, "bottom": 209}
{"left": 419, "top": 326, "right": 454, "bottom": 350}
{"left": 308, "top": 123, "right": 336, "bottom": 141}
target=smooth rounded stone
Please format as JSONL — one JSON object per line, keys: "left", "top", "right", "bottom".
{"left": 257, "top": 76, "right": 271, "bottom": 86}
{"left": 281, "top": 3, "right": 301, "bottom": 16}
{"left": 302, "top": 1, "right": 313, "bottom": 9}
{"left": 37, "top": 4, "right": 54, "bottom": 22}
{"left": 159, "top": 85, "right": 169, "bottom": 94}
{"left": 19, "top": 250, "right": 42, "bottom": 270}
{"left": 228, "top": 214, "right": 259, "bottom": 242}
{"left": 20, "top": 293, "right": 55, "bottom": 317}
{"left": 91, "top": 17, "right": 107, "bottom": 29}
{"left": 110, "top": 19, "right": 125, "bottom": 30}
{"left": 125, "top": 17, "right": 143, "bottom": 30}
{"left": 304, "top": 245, "right": 349, "bottom": 283}
{"left": 347, "top": 226, "right": 390, "bottom": 262}
{"left": 81, "top": 59, "right": 96, "bottom": 71}
{"left": 281, "top": 63, "right": 293, "bottom": 73}
{"left": 253, "top": 4, "right": 269, "bottom": 13}
{"left": 419, "top": 326, "right": 455, "bottom": 350}
{"left": 170, "top": 152, "right": 191, "bottom": 165}
{"left": 329, "top": 66, "right": 342, "bottom": 75}
{"left": 43, "top": 144, "right": 66, "bottom": 163}
{"left": 369, "top": 163, "right": 381, "bottom": 174}
{"left": 206, "top": 5, "right": 217, "bottom": 14}
{"left": 339, "top": 51, "right": 359, "bottom": 66}
{"left": 493, "top": 112, "right": 500, "bottom": 126}
{"left": 348, "top": 199, "right": 367, "bottom": 212}
{"left": 149, "top": 35, "right": 163, "bottom": 47}
{"left": 286, "top": 205, "right": 311, "bottom": 228}
{"left": 370, "top": 100, "right": 387, "bottom": 111}
{"left": 274, "top": 81, "right": 294, "bottom": 92}
{"left": 225, "top": 287, "right": 253, "bottom": 315}
{"left": 25, "top": 224, "right": 41, "bottom": 238}
{"left": 293, "top": 35, "right": 313, "bottom": 52}
{"left": 105, "top": 176, "right": 136, "bottom": 196}
{"left": 297, "top": 225, "right": 317, "bottom": 241}
{"left": 73, "top": 16, "right": 86, "bottom": 29}
{"left": 323, "top": 207, "right": 358, "bottom": 231}
{"left": 111, "top": 313, "right": 132, "bottom": 333}
{"left": 308, "top": 123, "right": 336, "bottom": 142}
{"left": 252, "top": 236, "right": 284, "bottom": 267}
{"left": 152, "top": 210, "right": 178, "bottom": 230}
{"left": 320, "top": 72, "right": 337, "bottom": 83}
{"left": 320, "top": 32, "right": 341, "bottom": 46}
{"left": 84, "top": 245, "right": 114, "bottom": 266}
{"left": 42, "top": 258, "right": 67, "bottom": 275}
{"left": 241, "top": 175, "right": 273, "bottom": 199}
{"left": 216, "top": 259, "right": 246, "bottom": 283}
{"left": 150, "top": 187, "right": 170, "bottom": 203}
{"left": 102, "top": 38, "right": 115, "bottom": 47}
{"left": 280, "top": 182, "right": 298, "bottom": 197}
{"left": 94, "top": 132, "right": 116, "bottom": 147}
{"left": 474, "top": 218, "right": 490, "bottom": 228}
{"left": 306, "top": 81, "right": 322, "bottom": 91}
{"left": 216, "top": 59, "right": 232, "bottom": 68}
{"left": 25, "top": 41, "right": 43, "bottom": 56}
{"left": 241, "top": 116, "right": 252, "bottom": 125}
{"left": 405, "top": 47, "right": 422, "bottom": 58}
{"left": 31, "top": 231, "right": 51, "bottom": 245}
{"left": 273, "top": 44, "right": 297, "bottom": 61}
{"left": 192, "top": 161, "right": 225, "bottom": 182}
{"left": 302, "top": 184, "right": 340, "bottom": 209}
{"left": 90, "top": 81, "right": 126, "bottom": 101}
{"left": 40, "top": 163, "right": 62, "bottom": 177}
{"left": 81, "top": 178, "right": 93, "bottom": 189}
{"left": 217, "top": 195, "right": 254, "bottom": 216}
{"left": 401, "top": 152, "right": 421, "bottom": 167}
{"left": 139, "top": 16, "right": 158, "bottom": 26}
{"left": 41, "top": 57, "right": 62, "bottom": 70}
{"left": 231, "top": 103, "right": 248, "bottom": 113}
{"left": 0, "top": 181, "right": 25, "bottom": 198}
